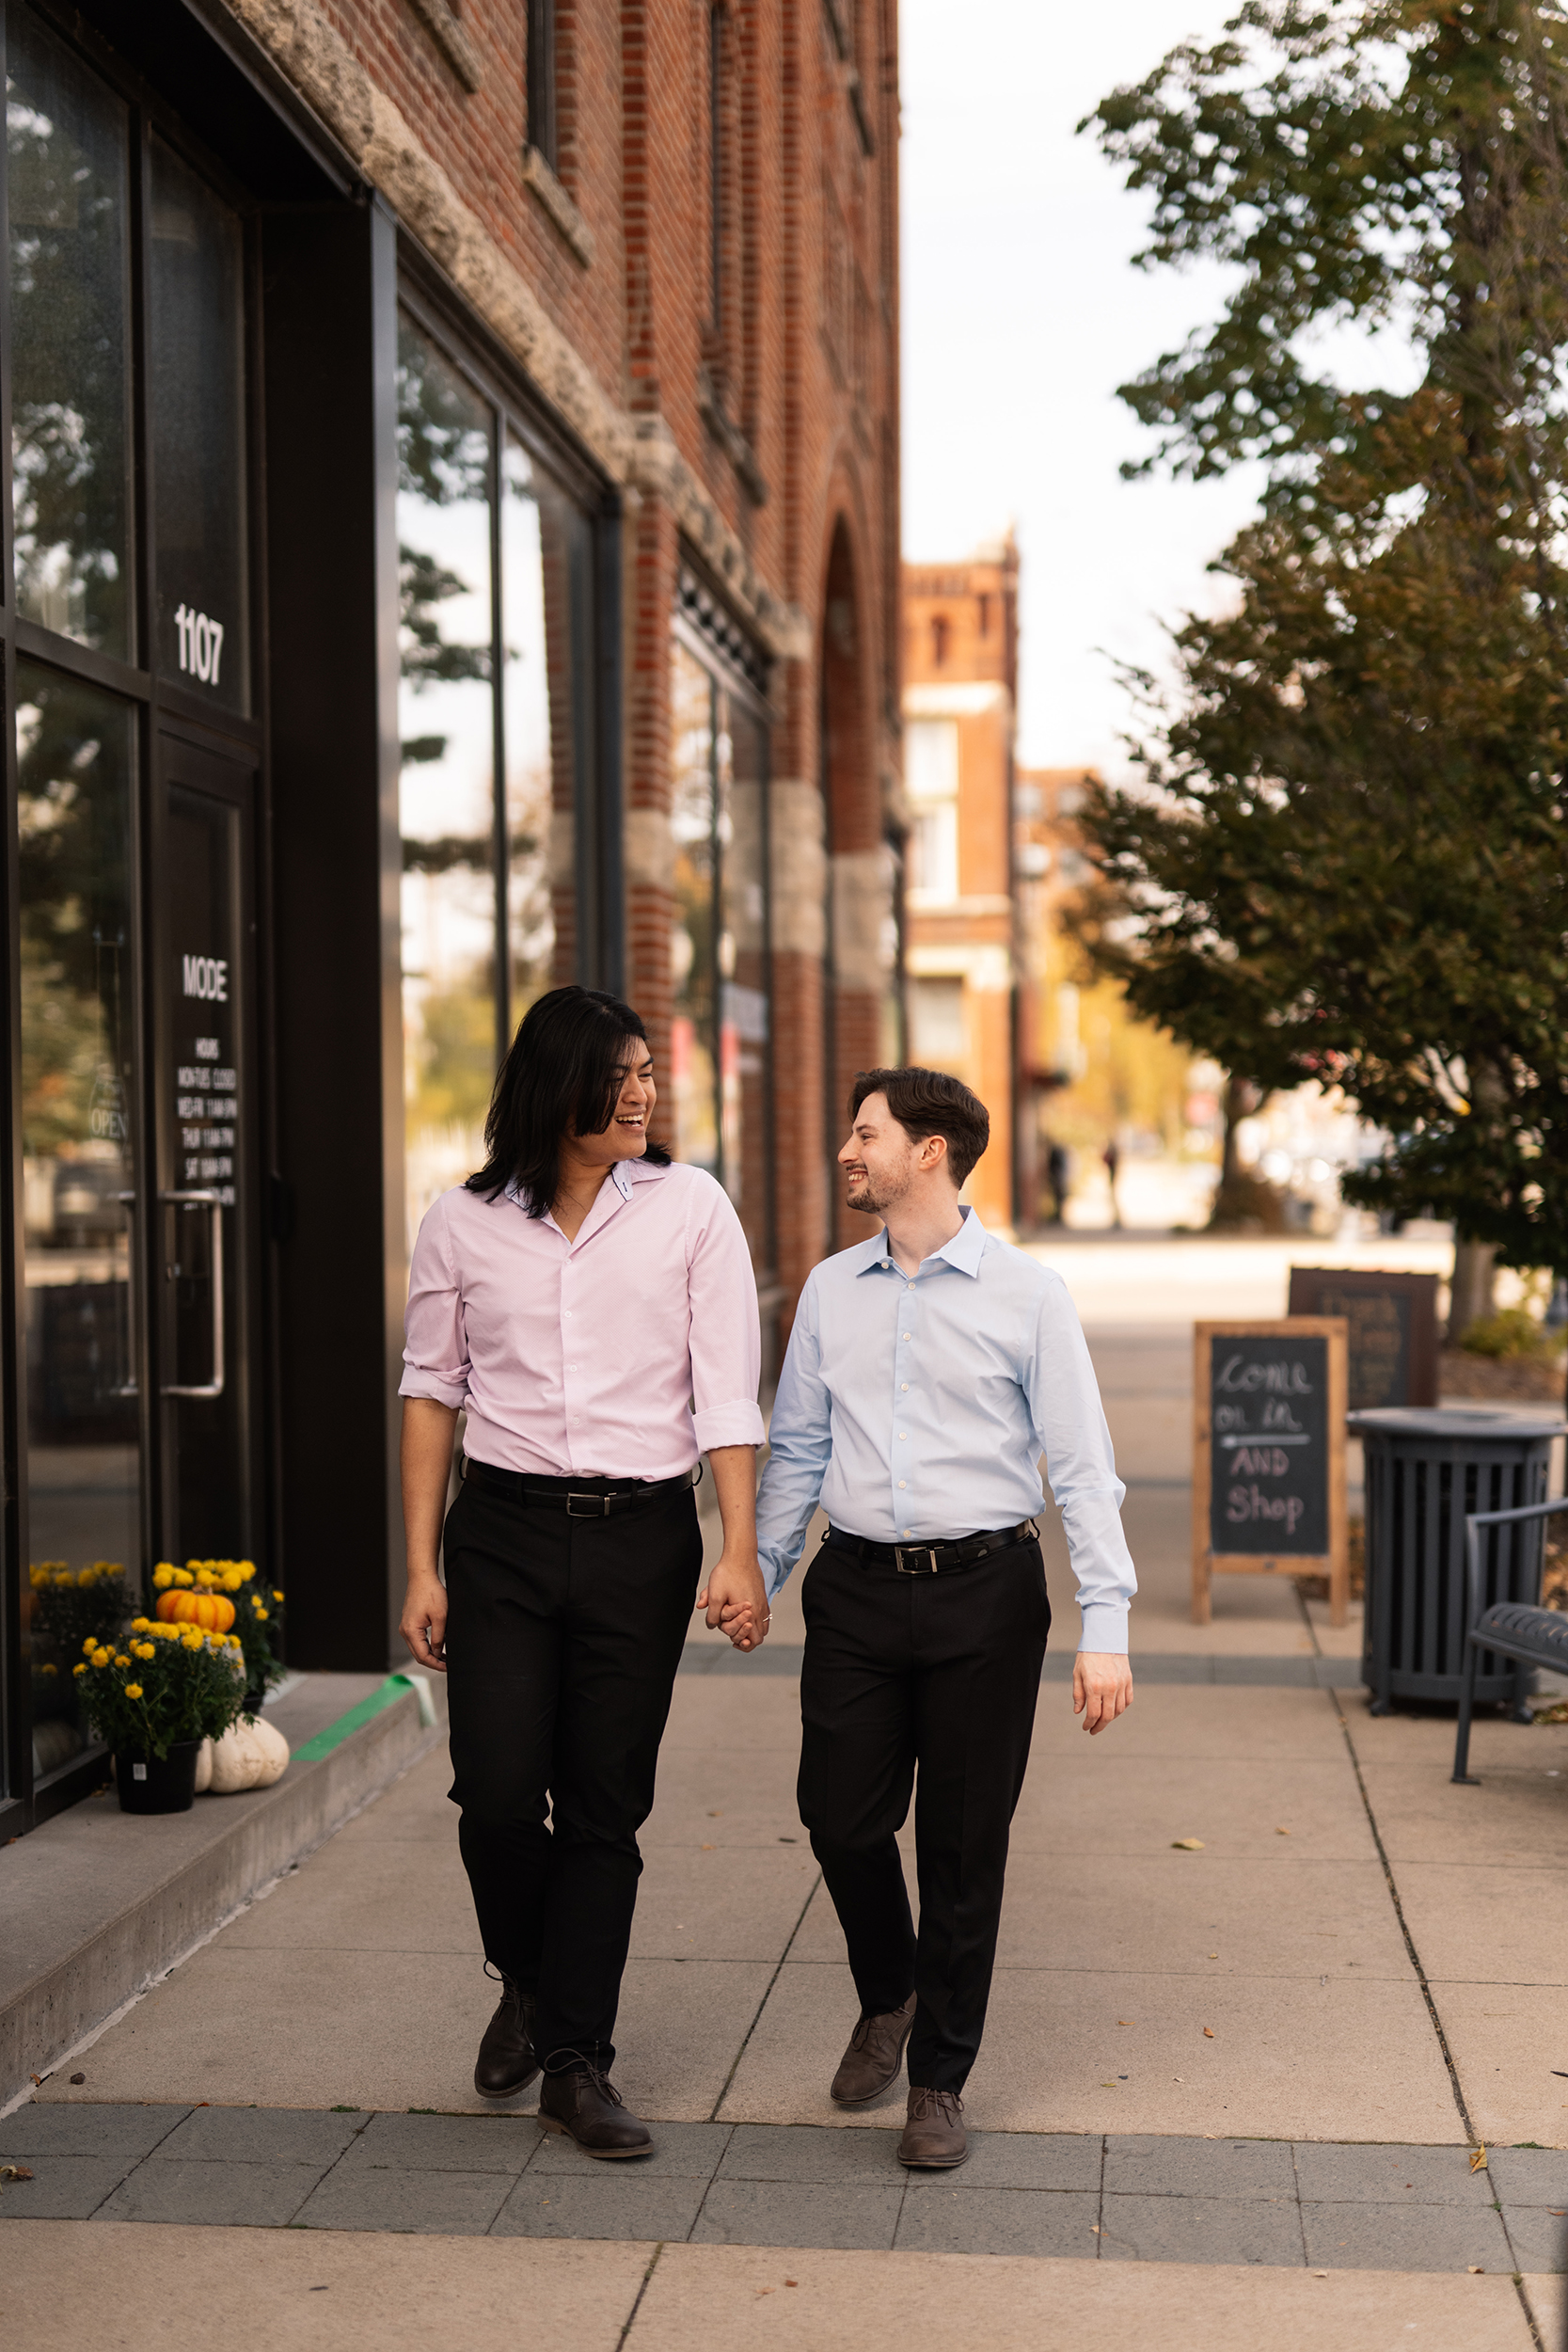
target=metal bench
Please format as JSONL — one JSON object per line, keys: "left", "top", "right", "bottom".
{"left": 1452, "top": 1494, "right": 1568, "bottom": 1784}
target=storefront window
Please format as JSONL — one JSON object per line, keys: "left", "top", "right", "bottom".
{"left": 397, "top": 319, "right": 499, "bottom": 1236}
{"left": 671, "top": 641, "right": 718, "bottom": 1172}
{"left": 16, "top": 660, "right": 139, "bottom": 1779}
{"left": 8, "top": 7, "right": 133, "bottom": 657}
{"left": 501, "top": 432, "right": 562, "bottom": 1016}
{"left": 150, "top": 135, "right": 248, "bottom": 714}
{"left": 668, "top": 631, "right": 772, "bottom": 1268}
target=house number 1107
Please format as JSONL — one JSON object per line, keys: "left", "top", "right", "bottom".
{"left": 175, "top": 605, "right": 225, "bottom": 686}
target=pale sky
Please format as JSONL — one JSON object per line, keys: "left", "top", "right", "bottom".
{"left": 899, "top": 2, "right": 1264, "bottom": 776}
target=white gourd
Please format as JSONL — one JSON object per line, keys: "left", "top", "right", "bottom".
{"left": 193, "top": 1738, "right": 214, "bottom": 1794}
{"left": 248, "top": 1716, "right": 290, "bottom": 1788}
{"left": 208, "top": 1721, "right": 265, "bottom": 1793}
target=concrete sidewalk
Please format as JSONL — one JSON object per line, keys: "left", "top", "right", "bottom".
{"left": 5, "top": 1232, "right": 1566, "bottom": 2349}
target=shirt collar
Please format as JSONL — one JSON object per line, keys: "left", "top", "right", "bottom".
{"left": 504, "top": 1155, "right": 667, "bottom": 1212}
{"left": 857, "top": 1204, "right": 988, "bottom": 1279}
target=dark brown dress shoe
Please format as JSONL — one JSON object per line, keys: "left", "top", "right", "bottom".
{"left": 474, "top": 1978, "right": 538, "bottom": 2100}
{"left": 898, "top": 2086, "right": 968, "bottom": 2168}
{"left": 830, "top": 1991, "right": 917, "bottom": 2106}
{"left": 537, "top": 2063, "right": 654, "bottom": 2158}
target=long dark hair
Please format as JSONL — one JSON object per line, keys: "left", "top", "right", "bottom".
{"left": 467, "top": 985, "right": 670, "bottom": 1216}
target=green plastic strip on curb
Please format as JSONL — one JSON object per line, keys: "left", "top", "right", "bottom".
{"left": 291, "top": 1672, "right": 437, "bottom": 1765}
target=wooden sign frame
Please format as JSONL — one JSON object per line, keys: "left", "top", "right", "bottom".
{"left": 1193, "top": 1318, "right": 1349, "bottom": 1628}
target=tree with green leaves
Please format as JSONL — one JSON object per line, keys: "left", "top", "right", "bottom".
{"left": 1076, "top": 2, "right": 1568, "bottom": 1311}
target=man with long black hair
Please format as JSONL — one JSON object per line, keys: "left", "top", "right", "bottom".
{"left": 399, "top": 985, "right": 768, "bottom": 2156}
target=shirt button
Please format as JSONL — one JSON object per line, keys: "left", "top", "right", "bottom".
{"left": 904, "top": 1528, "right": 912, "bottom": 1536}
{"left": 897, "top": 1479, "right": 906, "bottom": 1490}
{"left": 902, "top": 1333, "right": 911, "bottom": 1342}
{"left": 900, "top": 1383, "right": 909, "bottom": 1391}
{"left": 898, "top": 1433, "right": 906, "bottom": 1442}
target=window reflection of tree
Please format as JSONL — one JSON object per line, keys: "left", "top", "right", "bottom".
{"left": 671, "top": 646, "right": 719, "bottom": 1171}
{"left": 395, "top": 325, "right": 497, "bottom": 1216}
{"left": 8, "top": 15, "right": 132, "bottom": 655}
{"left": 16, "top": 666, "right": 137, "bottom": 1467}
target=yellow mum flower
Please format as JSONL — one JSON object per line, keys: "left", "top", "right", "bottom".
{"left": 29, "top": 1565, "right": 46, "bottom": 1589}
{"left": 124, "top": 1683, "right": 143, "bottom": 1699}
{"left": 134, "top": 1642, "right": 155, "bottom": 1661}
{"left": 182, "top": 1631, "right": 203, "bottom": 1651}
{"left": 90, "top": 1649, "right": 111, "bottom": 1668}
{"left": 272, "top": 1590, "right": 284, "bottom": 1603}
{"left": 173, "top": 1567, "right": 195, "bottom": 1587}
{"left": 73, "top": 1662, "right": 87, "bottom": 1677}
{"left": 152, "top": 1564, "right": 175, "bottom": 1589}
{"left": 39, "top": 1661, "right": 57, "bottom": 1677}
{"left": 83, "top": 1636, "right": 97, "bottom": 1654}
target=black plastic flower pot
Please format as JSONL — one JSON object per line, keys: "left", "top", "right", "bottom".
{"left": 113, "top": 1740, "right": 201, "bottom": 1814}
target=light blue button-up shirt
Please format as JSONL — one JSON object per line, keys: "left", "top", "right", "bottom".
{"left": 754, "top": 1207, "right": 1136, "bottom": 1652}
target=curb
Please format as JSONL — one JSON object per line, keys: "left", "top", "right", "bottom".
{"left": 0, "top": 1676, "right": 445, "bottom": 2109}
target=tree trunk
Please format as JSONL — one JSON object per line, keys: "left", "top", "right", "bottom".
{"left": 1448, "top": 1240, "right": 1497, "bottom": 1344}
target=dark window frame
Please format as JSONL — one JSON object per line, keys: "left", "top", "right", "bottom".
{"left": 526, "top": 0, "right": 557, "bottom": 173}
{"left": 0, "top": 0, "right": 271, "bottom": 1836}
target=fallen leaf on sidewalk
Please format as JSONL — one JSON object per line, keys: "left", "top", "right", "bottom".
{"left": 1117, "top": 2019, "right": 1134, "bottom": 2026}
{"left": 701, "top": 1843, "right": 716, "bottom": 1851}
{"left": 1469, "top": 2147, "right": 1488, "bottom": 2172}
{"left": 1467, "top": 2265, "right": 1484, "bottom": 2274}
{"left": 1101, "top": 2080, "right": 1117, "bottom": 2088}
{"left": 784, "top": 2280, "right": 798, "bottom": 2288}
{"left": 0, "top": 2166, "right": 34, "bottom": 2182}
{"left": 1275, "top": 1826, "right": 1291, "bottom": 1836}
{"left": 707, "top": 1810, "right": 721, "bottom": 1818}
{"left": 1203, "top": 2027, "right": 1215, "bottom": 2039}
{"left": 1172, "top": 1837, "right": 1205, "bottom": 1851}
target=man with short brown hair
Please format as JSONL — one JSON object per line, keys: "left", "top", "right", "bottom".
{"left": 751, "top": 1067, "right": 1135, "bottom": 2169}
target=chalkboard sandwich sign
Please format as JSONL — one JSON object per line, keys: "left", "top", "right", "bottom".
{"left": 1193, "top": 1319, "right": 1349, "bottom": 1628}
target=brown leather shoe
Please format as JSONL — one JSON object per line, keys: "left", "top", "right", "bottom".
{"left": 830, "top": 1991, "right": 917, "bottom": 2106}
{"left": 898, "top": 2086, "right": 968, "bottom": 2168}
{"left": 537, "top": 2063, "right": 654, "bottom": 2158}
{"left": 473, "top": 1978, "right": 538, "bottom": 2100}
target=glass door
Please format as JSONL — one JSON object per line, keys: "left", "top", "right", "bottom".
{"left": 148, "top": 733, "right": 259, "bottom": 1565}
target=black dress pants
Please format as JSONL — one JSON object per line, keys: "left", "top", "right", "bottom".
{"left": 442, "top": 1469, "right": 703, "bottom": 2074}
{"left": 798, "top": 1533, "right": 1050, "bottom": 2093}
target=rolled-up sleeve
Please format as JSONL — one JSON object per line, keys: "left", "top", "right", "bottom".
{"left": 1023, "top": 1274, "right": 1137, "bottom": 1653}
{"left": 399, "top": 1197, "right": 471, "bottom": 1410}
{"left": 686, "top": 1181, "right": 766, "bottom": 1453}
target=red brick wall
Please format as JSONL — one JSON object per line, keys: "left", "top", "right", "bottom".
{"left": 284, "top": 0, "right": 900, "bottom": 1307}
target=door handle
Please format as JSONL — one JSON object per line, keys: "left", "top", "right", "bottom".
{"left": 111, "top": 1189, "right": 140, "bottom": 1396}
{"left": 158, "top": 1188, "right": 225, "bottom": 1399}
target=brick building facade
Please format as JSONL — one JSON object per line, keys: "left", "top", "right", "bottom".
{"left": 0, "top": 0, "right": 901, "bottom": 1829}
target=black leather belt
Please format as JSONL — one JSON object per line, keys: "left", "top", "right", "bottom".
{"left": 462, "top": 1457, "right": 701, "bottom": 1518}
{"left": 824, "top": 1518, "right": 1038, "bottom": 1577}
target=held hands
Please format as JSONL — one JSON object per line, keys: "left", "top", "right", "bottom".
{"left": 698, "top": 1551, "right": 771, "bottom": 1652}
{"left": 400, "top": 1571, "right": 449, "bottom": 1673}
{"left": 1073, "top": 1651, "right": 1133, "bottom": 1734}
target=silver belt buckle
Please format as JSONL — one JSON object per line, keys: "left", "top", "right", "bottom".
{"left": 567, "top": 1491, "right": 611, "bottom": 1518}
{"left": 894, "top": 1544, "right": 941, "bottom": 1576}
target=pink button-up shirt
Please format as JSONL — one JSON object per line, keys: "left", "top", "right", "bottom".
{"left": 400, "top": 1156, "right": 766, "bottom": 1478}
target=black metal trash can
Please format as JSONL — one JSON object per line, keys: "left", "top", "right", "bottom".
{"left": 1348, "top": 1406, "right": 1565, "bottom": 1716}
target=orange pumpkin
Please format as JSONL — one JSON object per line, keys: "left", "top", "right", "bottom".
{"left": 156, "top": 1589, "right": 236, "bottom": 1634}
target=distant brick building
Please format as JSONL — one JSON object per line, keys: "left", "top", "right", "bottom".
{"left": 900, "top": 539, "right": 1022, "bottom": 1232}
{"left": 1, "top": 0, "right": 901, "bottom": 1819}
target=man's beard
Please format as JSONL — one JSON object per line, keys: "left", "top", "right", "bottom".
{"left": 845, "top": 1170, "right": 893, "bottom": 1216}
